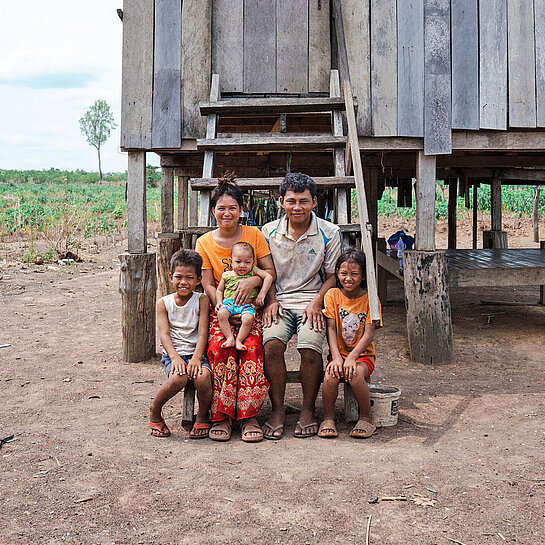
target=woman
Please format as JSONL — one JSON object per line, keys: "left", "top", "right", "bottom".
{"left": 195, "top": 179, "right": 275, "bottom": 442}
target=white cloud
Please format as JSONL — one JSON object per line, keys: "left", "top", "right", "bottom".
{"left": 0, "top": 1, "right": 159, "bottom": 172}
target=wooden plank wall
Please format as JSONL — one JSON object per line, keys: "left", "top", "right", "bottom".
{"left": 152, "top": 0, "right": 182, "bottom": 148}
{"left": 451, "top": 0, "right": 479, "bottom": 130}
{"left": 423, "top": 0, "right": 451, "bottom": 154}
{"left": 277, "top": 0, "right": 309, "bottom": 93}
{"left": 181, "top": 0, "right": 212, "bottom": 138}
{"left": 121, "top": 0, "right": 154, "bottom": 149}
{"left": 507, "top": 0, "right": 537, "bottom": 128}
{"left": 212, "top": 0, "right": 244, "bottom": 93}
{"left": 397, "top": 0, "right": 424, "bottom": 137}
{"left": 479, "top": 0, "right": 507, "bottom": 130}
{"left": 370, "top": 0, "right": 397, "bottom": 136}
{"left": 121, "top": 0, "right": 545, "bottom": 150}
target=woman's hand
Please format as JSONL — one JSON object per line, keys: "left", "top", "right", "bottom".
{"left": 232, "top": 276, "right": 260, "bottom": 306}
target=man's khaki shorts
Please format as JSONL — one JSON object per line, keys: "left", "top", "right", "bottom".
{"left": 262, "top": 308, "right": 326, "bottom": 354}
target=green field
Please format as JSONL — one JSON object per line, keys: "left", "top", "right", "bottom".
{"left": 1, "top": 174, "right": 543, "bottom": 262}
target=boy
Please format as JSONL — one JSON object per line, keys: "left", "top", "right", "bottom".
{"left": 215, "top": 241, "right": 273, "bottom": 351}
{"left": 149, "top": 249, "right": 212, "bottom": 439}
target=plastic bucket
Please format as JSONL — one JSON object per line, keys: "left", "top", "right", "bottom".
{"left": 369, "top": 384, "right": 401, "bottom": 427}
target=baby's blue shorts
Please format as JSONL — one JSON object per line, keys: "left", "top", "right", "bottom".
{"left": 219, "top": 297, "right": 256, "bottom": 318}
{"left": 161, "top": 353, "right": 212, "bottom": 377}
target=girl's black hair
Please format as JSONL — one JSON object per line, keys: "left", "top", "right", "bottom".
{"left": 210, "top": 172, "right": 243, "bottom": 210}
{"left": 335, "top": 247, "right": 367, "bottom": 288}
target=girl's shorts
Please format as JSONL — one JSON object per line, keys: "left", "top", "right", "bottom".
{"left": 161, "top": 353, "right": 212, "bottom": 377}
{"left": 327, "top": 355, "right": 375, "bottom": 377}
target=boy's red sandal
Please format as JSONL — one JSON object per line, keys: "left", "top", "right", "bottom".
{"left": 189, "top": 422, "right": 211, "bottom": 439}
{"left": 149, "top": 418, "right": 171, "bottom": 438}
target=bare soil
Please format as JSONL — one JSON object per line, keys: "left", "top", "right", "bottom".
{"left": 1, "top": 218, "right": 544, "bottom": 545}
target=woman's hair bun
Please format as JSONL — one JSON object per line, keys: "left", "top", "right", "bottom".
{"left": 217, "top": 171, "right": 237, "bottom": 188}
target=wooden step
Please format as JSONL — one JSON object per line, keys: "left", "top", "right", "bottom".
{"left": 197, "top": 135, "right": 346, "bottom": 152}
{"left": 190, "top": 176, "right": 355, "bottom": 190}
{"left": 200, "top": 96, "right": 346, "bottom": 116}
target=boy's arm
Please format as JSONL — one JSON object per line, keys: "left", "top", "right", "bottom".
{"left": 302, "top": 272, "right": 336, "bottom": 332}
{"left": 215, "top": 276, "right": 226, "bottom": 311}
{"left": 254, "top": 267, "right": 274, "bottom": 307}
{"left": 157, "top": 299, "right": 186, "bottom": 376}
{"left": 187, "top": 295, "right": 210, "bottom": 378}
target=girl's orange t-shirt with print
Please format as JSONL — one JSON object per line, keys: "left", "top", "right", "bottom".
{"left": 323, "top": 287, "right": 382, "bottom": 362}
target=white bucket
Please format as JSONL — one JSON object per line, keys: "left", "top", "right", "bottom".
{"left": 369, "top": 384, "right": 401, "bottom": 427}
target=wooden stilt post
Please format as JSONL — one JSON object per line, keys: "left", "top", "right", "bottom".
{"left": 403, "top": 250, "right": 454, "bottom": 364}
{"left": 157, "top": 167, "right": 181, "bottom": 297}
{"left": 447, "top": 178, "right": 457, "bottom": 249}
{"left": 120, "top": 151, "right": 157, "bottom": 363}
{"left": 415, "top": 151, "right": 436, "bottom": 250}
{"left": 405, "top": 151, "right": 454, "bottom": 364}
{"left": 484, "top": 178, "right": 508, "bottom": 248}
{"left": 376, "top": 238, "right": 388, "bottom": 303}
{"left": 533, "top": 186, "right": 541, "bottom": 243}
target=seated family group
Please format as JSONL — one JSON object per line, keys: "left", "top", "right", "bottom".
{"left": 148, "top": 173, "right": 382, "bottom": 442}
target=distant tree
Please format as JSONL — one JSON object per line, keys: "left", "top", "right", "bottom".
{"left": 79, "top": 99, "right": 117, "bottom": 184}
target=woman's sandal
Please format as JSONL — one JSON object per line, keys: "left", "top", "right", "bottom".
{"left": 241, "top": 422, "right": 264, "bottom": 443}
{"left": 293, "top": 421, "right": 319, "bottom": 438}
{"left": 209, "top": 420, "right": 232, "bottom": 442}
{"left": 189, "top": 422, "right": 211, "bottom": 439}
{"left": 350, "top": 419, "right": 376, "bottom": 439}
{"left": 318, "top": 419, "right": 338, "bottom": 438}
{"left": 149, "top": 418, "right": 171, "bottom": 438}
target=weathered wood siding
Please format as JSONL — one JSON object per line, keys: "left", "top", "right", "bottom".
{"left": 120, "top": 0, "right": 545, "bottom": 151}
{"left": 121, "top": 0, "right": 154, "bottom": 149}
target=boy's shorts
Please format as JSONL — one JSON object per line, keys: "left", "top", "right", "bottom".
{"left": 219, "top": 297, "right": 256, "bottom": 318}
{"left": 262, "top": 308, "right": 326, "bottom": 354}
{"left": 161, "top": 353, "right": 212, "bottom": 377}
{"left": 327, "top": 355, "right": 375, "bottom": 377}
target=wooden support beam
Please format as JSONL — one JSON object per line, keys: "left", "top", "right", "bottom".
{"left": 177, "top": 176, "right": 189, "bottom": 231}
{"left": 200, "top": 74, "right": 220, "bottom": 227}
{"left": 119, "top": 252, "right": 156, "bottom": 362}
{"left": 448, "top": 178, "right": 457, "bottom": 249}
{"left": 491, "top": 178, "right": 502, "bottom": 231}
{"left": 403, "top": 250, "right": 454, "bottom": 364}
{"left": 534, "top": 187, "right": 541, "bottom": 242}
{"left": 127, "top": 151, "right": 147, "bottom": 254}
{"left": 197, "top": 135, "right": 346, "bottom": 152}
{"left": 161, "top": 167, "right": 174, "bottom": 233}
{"left": 190, "top": 176, "right": 355, "bottom": 190}
{"left": 376, "top": 238, "right": 388, "bottom": 303}
{"left": 415, "top": 152, "right": 436, "bottom": 250}
{"left": 199, "top": 97, "right": 346, "bottom": 115}
{"left": 472, "top": 180, "right": 479, "bottom": 249}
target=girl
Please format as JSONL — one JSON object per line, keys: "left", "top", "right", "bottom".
{"left": 319, "top": 248, "right": 382, "bottom": 439}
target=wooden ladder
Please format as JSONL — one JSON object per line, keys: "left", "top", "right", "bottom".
{"left": 180, "top": 67, "right": 380, "bottom": 424}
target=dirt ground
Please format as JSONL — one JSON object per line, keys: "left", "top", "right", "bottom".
{"left": 1, "top": 218, "right": 544, "bottom": 545}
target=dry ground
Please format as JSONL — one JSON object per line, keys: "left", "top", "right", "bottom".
{"left": 1, "top": 219, "right": 544, "bottom": 545}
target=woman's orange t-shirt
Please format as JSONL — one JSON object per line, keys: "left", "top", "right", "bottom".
{"left": 323, "top": 287, "right": 382, "bottom": 362}
{"left": 195, "top": 225, "right": 271, "bottom": 285}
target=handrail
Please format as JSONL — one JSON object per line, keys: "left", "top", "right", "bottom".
{"left": 332, "top": 0, "right": 381, "bottom": 324}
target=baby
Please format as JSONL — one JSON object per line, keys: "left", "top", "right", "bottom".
{"left": 215, "top": 241, "right": 273, "bottom": 350}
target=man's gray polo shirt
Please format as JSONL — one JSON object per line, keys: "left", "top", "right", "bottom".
{"left": 262, "top": 212, "right": 342, "bottom": 310}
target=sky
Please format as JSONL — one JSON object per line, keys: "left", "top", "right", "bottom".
{"left": 0, "top": 1, "right": 158, "bottom": 173}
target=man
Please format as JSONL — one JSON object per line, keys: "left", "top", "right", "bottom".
{"left": 262, "top": 173, "right": 342, "bottom": 438}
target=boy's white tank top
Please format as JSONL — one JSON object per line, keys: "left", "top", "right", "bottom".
{"left": 162, "top": 292, "right": 202, "bottom": 355}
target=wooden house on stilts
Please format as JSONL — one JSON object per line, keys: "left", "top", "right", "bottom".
{"left": 119, "top": 0, "right": 545, "bottom": 370}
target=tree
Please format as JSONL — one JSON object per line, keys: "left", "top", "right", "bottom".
{"left": 79, "top": 99, "right": 117, "bottom": 184}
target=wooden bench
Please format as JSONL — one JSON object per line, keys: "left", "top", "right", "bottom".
{"left": 181, "top": 370, "right": 360, "bottom": 425}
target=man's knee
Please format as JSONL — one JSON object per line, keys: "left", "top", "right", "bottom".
{"left": 264, "top": 338, "right": 286, "bottom": 359}
{"left": 299, "top": 347, "right": 323, "bottom": 366}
